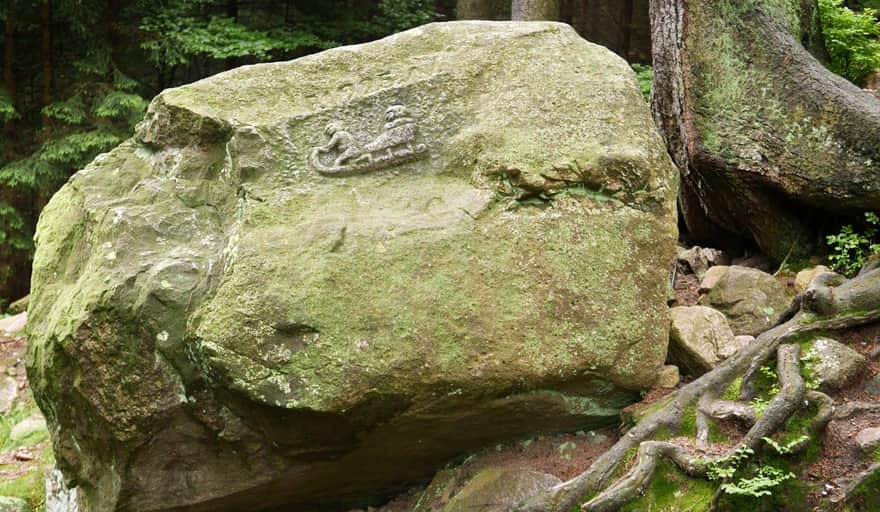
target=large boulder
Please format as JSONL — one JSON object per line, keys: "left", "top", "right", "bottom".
{"left": 26, "top": 22, "right": 678, "bottom": 512}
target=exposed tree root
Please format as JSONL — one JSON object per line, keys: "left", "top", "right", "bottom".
{"left": 829, "top": 463, "right": 880, "bottom": 509}
{"left": 514, "top": 269, "right": 880, "bottom": 512}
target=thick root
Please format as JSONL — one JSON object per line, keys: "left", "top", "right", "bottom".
{"left": 514, "top": 268, "right": 880, "bottom": 512}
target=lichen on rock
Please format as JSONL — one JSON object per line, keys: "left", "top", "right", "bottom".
{"left": 26, "top": 21, "right": 678, "bottom": 512}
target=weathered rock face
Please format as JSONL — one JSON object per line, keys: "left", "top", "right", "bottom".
{"left": 26, "top": 22, "right": 678, "bottom": 512}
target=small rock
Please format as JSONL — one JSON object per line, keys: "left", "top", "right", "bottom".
{"left": 855, "top": 427, "right": 880, "bottom": 454}
{"left": 698, "top": 265, "right": 794, "bottom": 336}
{"left": 806, "top": 337, "right": 868, "bottom": 390}
{"left": 0, "top": 496, "right": 30, "bottom": 512}
{"left": 0, "top": 377, "right": 18, "bottom": 414}
{"left": 10, "top": 414, "right": 47, "bottom": 444}
{"left": 442, "top": 468, "right": 561, "bottom": 512}
{"left": 668, "top": 306, "right": 739, "bottom": 375}
{"left": 13, "top": 448, "right": 34, "bottom": 461}
{"left": 0, "top": 312, "right": 27, "bottom": 336}
{"left": 5, "top": 295, "right": 29, "bottom": 315}
{"left": 794, "top": 265, "right": 831, "bottom": 293}
{"left": 699, "top": 266, "right": 728, "bottom": 293}
{"left": 656, "top": 365, "right": 681, "bottom": 388}
{"left": 863, "top": 375, "right": 880, "bottom": 397}
{"left": 676, "top": 246, "right": 730, "bottom": 279}
{"left": 655, "top": 365, "right": 680, "bottom": 388}
{"left": 735, "top": 335, "right": 755, "bottom": 348}
{"left": 731, "top": 253, "right": 775, "bottom": 272}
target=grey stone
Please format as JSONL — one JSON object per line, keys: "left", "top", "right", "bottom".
{"left": 698, "top": 265, "right": 794, "bottom": 336}
{"left": 669, "top": 306, "right": 739, "bottom": 375}
{"left": 442, "top": 468, "right": 561, "bottom": 512}
{"left": 0, "top": 377, "right": 18, "bottom": 414}
{"left": 0, "top": 497, "right": 29, "bottom": 512}
{"left": 863, "top": 374, "right": 880, "bottom": 397}
{"left": 655, "top": 365, "right": 680, "bottom": 388}
{"left": 794, "top": 265, "right": 831, "bottom": 293}
{"left": 805, "top": 337, "right": 868, "bottom": 390}
{"left": 10, "top": 414, "right": 47, "bottom": 444}
{"left": 676, "top": 246, "right": 730, "bottom": 279}
{"left": 5, "top": 295, "right": 28, "bottom": 315}
{"left": 855, "top": 427, "right": 880, "bottom": 455}
{"left": 0, "top": 312, "right": 26, "bottom": 336}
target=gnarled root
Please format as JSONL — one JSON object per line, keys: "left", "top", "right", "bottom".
{"left": 514, "top": 268, "right": 880, "bottom": 512}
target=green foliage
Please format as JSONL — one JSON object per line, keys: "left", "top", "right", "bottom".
{"left": 38, "top": 131, "right": 123, "bottom": 168}
{"left": 707, "top": 443, "right": 795, "bottom": 500}
{"left": 42, "top": 96, "right": 89, "bottom": 125}
{"left": 799, "top": 349, "right": 821, "bottom": 390}
{"left": 94, "top": 92, "right": 150, "bottom": 123}
{"left": 0, "top": 204, "right": 33, "bottom": 252}
{"left": 0, "top": 89, "right": 19, "bottom": 123}
{"left": 763, "top": 435, "right": 810, "bottom": 455}
{"left": 708, "top": 446, "right": 754, "bottom": 481}
{"left": 819, "top": 0, "right": 880, "bottom": 84}
{"left": 631, "top": 64, "right": 653, "bottom": 102}
{"left": 825, "top": 212, "right": 880, "bottom": 276}
{"left": 721, "top": 465, "right": 795, "bottom": 497}
{"left": 376, "top": 0, "right": 437, "bottom": 33}
{"left": 619, "top": 460, "right": 717, "bottom": 512}
{"left": 140, "top": 14, "right": 327, "bottom": 67}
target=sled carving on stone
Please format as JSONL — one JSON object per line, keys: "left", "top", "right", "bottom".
{"left": 309, "top": 104, "right": 428, "bottom": 176}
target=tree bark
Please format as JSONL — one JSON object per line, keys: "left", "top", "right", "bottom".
{"left": 650, "top": 0, "right": 880, "bottom": 262}
{"left": 512, "top": 0, "right": 560, "bottom": 21}
{"left": 456, "top": 0, "right": 493, "bottom": 19}
{"left": 40, "top": 0, "right": 52, "bottom": 117}
{"left": 3, "top": 6, "right": 16, "bottom": 133}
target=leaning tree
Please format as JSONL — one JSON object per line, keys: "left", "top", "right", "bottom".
{"left": 651, "top": 0, "right": 880, "bottom": 262}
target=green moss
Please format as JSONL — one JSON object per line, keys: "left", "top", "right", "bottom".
{"left": 679, "top": 405, "right": 698, "bottom": 437}
{"left": 0, "top": 445, "right": 54, "bottom": 510}
{"left": 0, "top": 403, "right": 49, "bottom": 452}
{"left": 722, "top": 377, "right": 743, "bottom": 401}
{"left": 620, "top": 460, "right": 717, "bottom": 511}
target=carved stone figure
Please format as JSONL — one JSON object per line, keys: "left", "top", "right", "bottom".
{"left": 309, "top": 104, "right": 428, "bottom": 176}
{"left": 315, "top": 123, "right": 363, "bottom": 167}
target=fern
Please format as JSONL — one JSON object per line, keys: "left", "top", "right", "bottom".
{"left": 94, "top": 92, "right": 149, "bottom": 125}
{"left": 721, "top": 465, "right": 795, "bottom": 497}
{"left": 38, "top": 131, "right": 123, "bottom": 168}
{"left": 0, "top": 89, "right": 19, "bottom": 123}
{"left": 42, "top": 96, "right": 89, "bottom": 125}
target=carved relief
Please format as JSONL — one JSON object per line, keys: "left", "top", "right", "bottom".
{"left": 310, "top": 105, "right": 428, "bottom": 176}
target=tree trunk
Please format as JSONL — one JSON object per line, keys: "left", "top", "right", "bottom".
{"left": 456, "top": 0, "right": 493, "bottom": 19}
{"left": 3, "top": 6, "right": 16, "bottom": 134}
{"left": 512, "top": 0, "right": 560, "bottom": 21}
{"left": 651, "top": 0, "right": 880, "bottom": 262}
{"left": 40, "top": 0, "right": 52, "bottom": 117}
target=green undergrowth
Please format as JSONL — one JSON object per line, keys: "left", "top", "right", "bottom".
{"left": 0, "top": 402, "right": 48, "bottom": 452}
{"left": 0, "top": 447, "right": 53, "bottom": 510}
{"left": 0, "top": 398, "right": 52, "bottom": 510}
{"left": 620, "top": 460, "right": 717, "bottom": 512}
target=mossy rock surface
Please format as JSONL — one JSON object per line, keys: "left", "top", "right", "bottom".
{"left": 26, "top": 21, "right": 678, "bottom": 512}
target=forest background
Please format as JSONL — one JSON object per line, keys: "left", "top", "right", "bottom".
{"left": 0, "top": 0, "right": 879, "bottom": 305}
